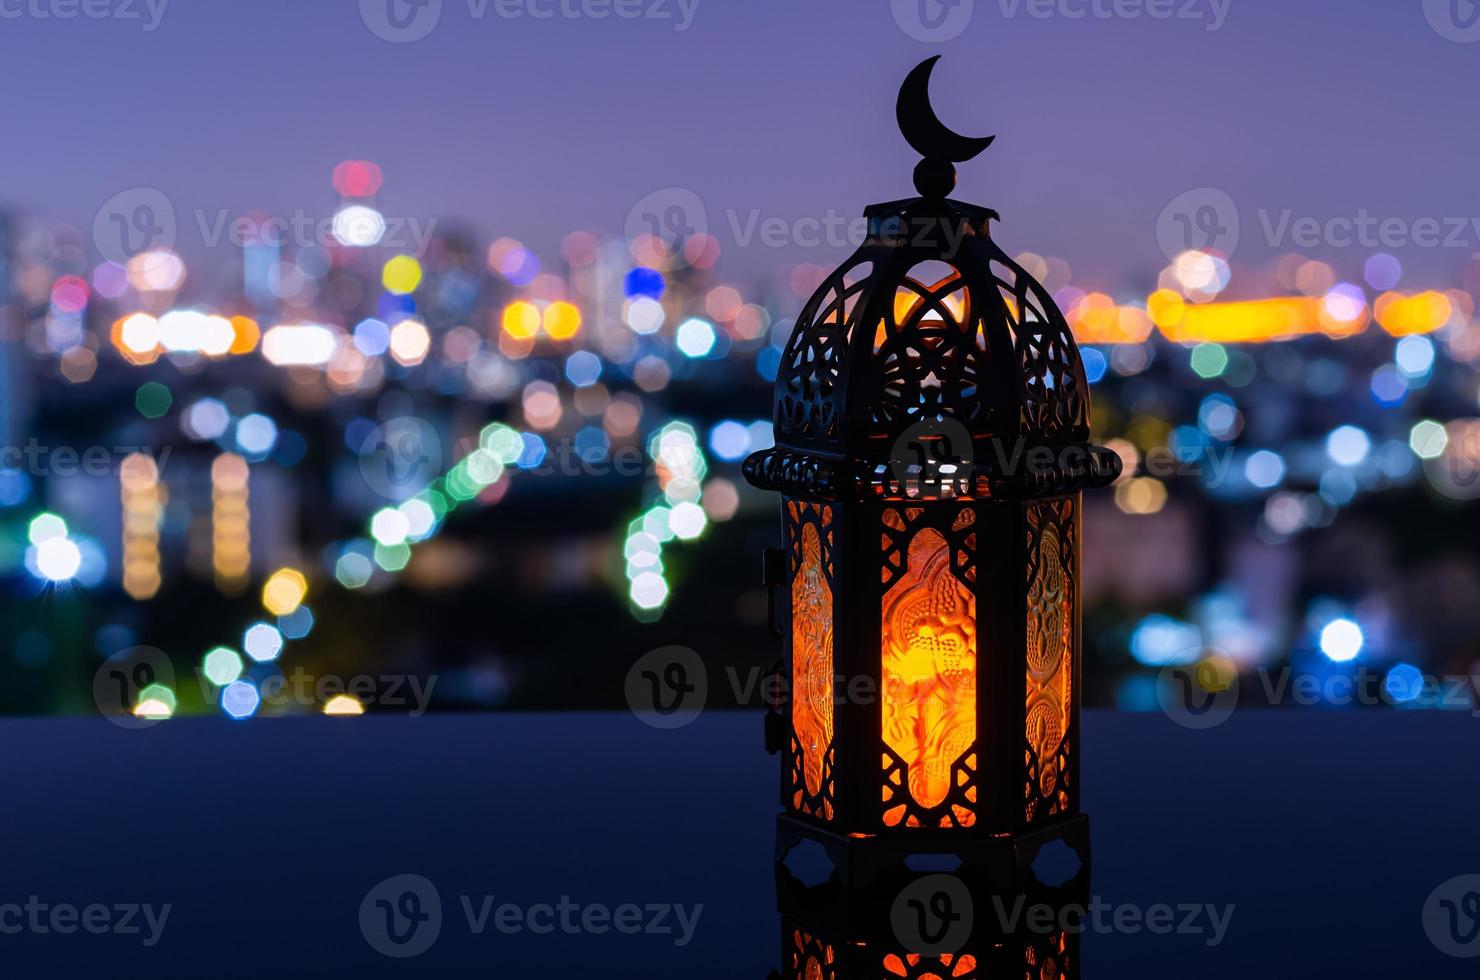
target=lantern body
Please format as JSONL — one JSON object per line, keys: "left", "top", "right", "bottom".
{"left": 746, "top": 197, "right": 1119, "bottom": 883}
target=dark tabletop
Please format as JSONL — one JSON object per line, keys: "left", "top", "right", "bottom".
{"left": 3, "top": 709, "right": 1477, "bottom": 977}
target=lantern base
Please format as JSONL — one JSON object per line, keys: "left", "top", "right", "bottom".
{"left": 775, "top": 812, "right": 1090, "bottom": 891}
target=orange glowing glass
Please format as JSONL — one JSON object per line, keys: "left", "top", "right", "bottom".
{"left": 880, "top": 526, "right": 977, "bottom": 826}
{"left": 1025, "top": 501, "right": 1074, "bottom": 820}
{"left": 791, "top": 516, "right": 834, "bottom": 809}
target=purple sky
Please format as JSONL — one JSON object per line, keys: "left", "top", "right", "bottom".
{"left": 2, "top": 0, "right": 1476, "bottom": 293}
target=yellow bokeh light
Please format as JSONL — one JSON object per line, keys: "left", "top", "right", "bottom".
{"left": 262, "top": 567, "right": 308, "bottom": 616}
{"left": 1374, "top": 291, "right": 1451, "bottom": 336}
{"left": 382, "top": 255, "right": 423, "bottom": 295}
{"left": 1068, "top": 293, "right": 1155, "bottom": 345}
{"left": 229, "top": 315, "right": 261, "bottom": 354}
{"left": 1115, "top": 477, "right": 1168, "bottom": 515}
{"left": 1154, "top": 296, "right": 1357, "bottom": 344}
{"left": 542, "top": 301, "right": 582, "bottom": 340}
{"left": 1146, "top": 289, "right": 1186, "bottom": 329}
{"left": 323, "top": 695, "right": 365, "bottom": 716}
{"left": 502, "top": 301, "right": 542, "bottom": 340}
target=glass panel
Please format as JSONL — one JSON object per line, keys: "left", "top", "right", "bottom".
{"left": 1026, "top": 501, "right": 1074, "bottom": 820}
{"left": 880, "top": 526, "right": 977, "bottom": 821}
{"left": 792, "top": 520, "right": 833, "bottom": 802}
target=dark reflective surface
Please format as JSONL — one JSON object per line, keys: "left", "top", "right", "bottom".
{"left": 3, "top": 711, "right": 1477, "bottom": 976}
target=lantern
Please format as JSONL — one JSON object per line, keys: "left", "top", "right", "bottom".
{"left": 773, "top": 860, "right": 1087, "bottom": 980}
{"left": 745, "top": 57, "right": 1120, "bottom": 887}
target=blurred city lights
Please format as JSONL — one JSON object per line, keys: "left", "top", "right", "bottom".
{"left": 323, "top": 695, "right": 365, "bottom": 716}
{"left": 1325, "top": 426, "right": 1371, "bottom": 466}
{"left": 676, "top": 318, "right": 717, "bottom": 358}
{"left": 221, "top": 680, "right": 261, "bottom": 720}
{"left": 243, "top": 623, "right": 284, "bottom": 663}
{"left": 202, "top": 647, "right": 244, "bottom": 686}
{"left": 1319, "top": 618, "right": 1364, "bottom": 662}
{"left": 33, "top": 536, "right": 82, "bottom": 583}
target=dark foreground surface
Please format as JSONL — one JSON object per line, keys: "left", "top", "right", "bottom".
{"left": 2, "top": 709, "right": 1477, "bottom": 977}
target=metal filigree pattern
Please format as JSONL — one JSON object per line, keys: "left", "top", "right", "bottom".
{"left": 986, "top": 247, "right": 1090, "bottom": 443}
{"left": 883, "top": 952, "right": 979, "bottom": 979}
{"left": 786, "top": 930, "right": 836, "bottom": 980}
{"left": 1025, "top": 498, "right": 1076, "bottom": 823}
{"left": 754, "top": 198, "right": 1107, "bottom": 505}
{"left": 866, "top": 264, "right": 989, "bottom": 434}
{"left": 787, "top": 500, "right": 836, "bottom": 821}
{"left": 777, "top": 259, "right": 874, "bottom": 444}
{"left": 880, "top": 506, "right": 979, "bottom": 829}
{"left": 1025, "top": 931, "right": 1072, "bottom": 980}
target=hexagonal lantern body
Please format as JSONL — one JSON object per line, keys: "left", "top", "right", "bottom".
{"left": 745, "top": 93, "right": 1119, "bottom": 883}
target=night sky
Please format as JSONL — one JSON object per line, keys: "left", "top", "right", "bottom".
{"left": 2, "top": 0, "right": 1474, "bottom": 290}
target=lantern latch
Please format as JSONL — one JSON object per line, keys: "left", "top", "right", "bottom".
{"left": 762, "top": 547, "right": 785, "bottom": 639}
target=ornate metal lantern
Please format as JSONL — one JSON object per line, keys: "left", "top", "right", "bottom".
{"left": 745, "top": 58, "right": 1120, "bottom": 886}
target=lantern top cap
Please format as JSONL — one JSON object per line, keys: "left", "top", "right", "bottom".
{"left": 897, "top": 56, "right": 996, "bottom": 200}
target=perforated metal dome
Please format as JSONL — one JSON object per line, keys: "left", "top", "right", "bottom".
{"left": 745, "top": 196, "right": 1121, "bottom": 500}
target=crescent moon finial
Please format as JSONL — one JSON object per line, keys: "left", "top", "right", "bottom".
{"left": 896, "top": 56, "right": 996, "bottom": 198}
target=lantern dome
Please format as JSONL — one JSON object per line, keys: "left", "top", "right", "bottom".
{"left": 745, "top": 60, "right": 1121, "bottom": 502}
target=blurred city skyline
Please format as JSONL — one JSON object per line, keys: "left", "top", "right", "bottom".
{"left": 4, "top": 0, "right": 1479, "bottom": 289}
